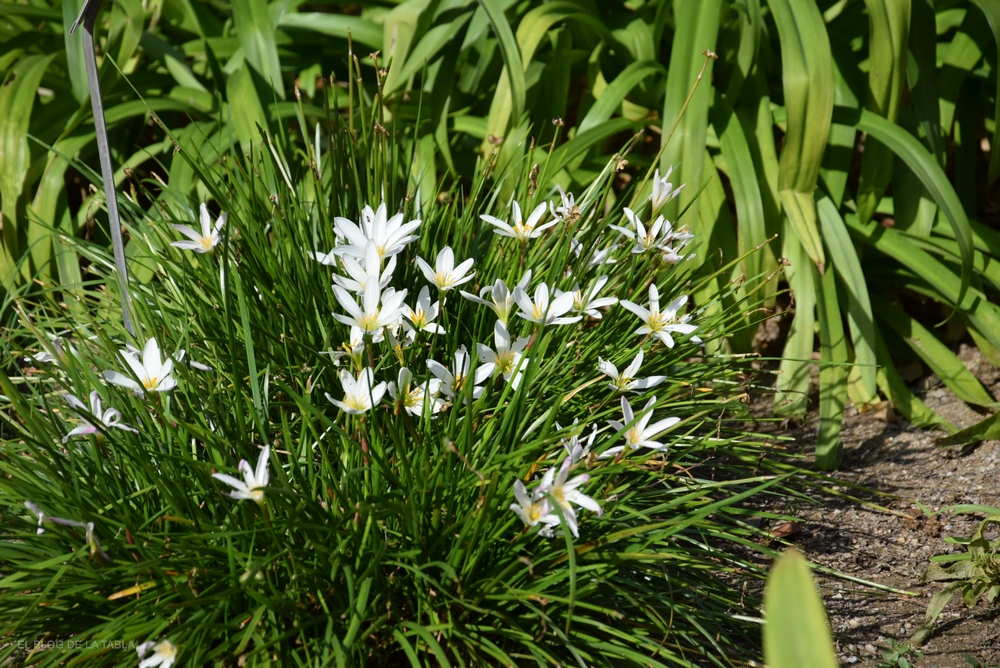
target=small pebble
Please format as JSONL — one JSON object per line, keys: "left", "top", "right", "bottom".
{"left": 864, "top": 644, "right": 877, "bottom": 654}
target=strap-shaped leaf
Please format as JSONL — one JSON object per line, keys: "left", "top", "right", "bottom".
{"left": 0, "top": 55, "right": 53, "bottom": 291}
{"left": 816, "top": 260, "right": 847, "bottom": 470}
{"left": 833, "top": 106, "right": 974, "bottom": 306}
{"left": 479, "top": 0, "right": 526, "bottom": 133}
{"left": 872, "top": 295, "right": 996, "bottom": 408}
{"left": 232, "top": 0, "right": 284, "bottom": 98}
{"left": 767, "top": 0, "right": 833, "bottom": 273}
{"left": 578, "top": 60, "right": 664, "bottom": 136}
{"left": 816, "top": 195, "right": 877, "bottom": 405}
{"left": 973, "top": 0, "right": 1000, "bottom": 183}
{"left": 660, "top": 0, "right": 722, "bottom": 230}
{"left": 775, "top": 223, "right": 814, "bottom": 418}
{"left": 857, "top": 0, "right": 911, "bottom": 223}
{"left": 764, "top": 549, "right": 839, "bottom": 668}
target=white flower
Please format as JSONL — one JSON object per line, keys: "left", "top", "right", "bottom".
{"left": 480, "top": 201, "right": 555, "bottom": 241}
{"left": 173, "top": 348, "right": 212, "bottom": 371}
{"left": 333, "top": 282, "right": 408, "bottom": 334}
{"left": 549, "top": 186, "right": 581, "bottom": 224}
{"left": 459, "top": 271, "right": 532, "bottom": 323}
{"left": 387, "top": 367, "right": 443, "bottom": 417}
{"left": 597, "top": 348, "right": 666, "bottom": 393}
{"left": 427, "top": 346, "right": 495, "bottom": 401}
{"left": 602, "top": 396, "right": 680, "bottom": 458}
{"left": 325, "top": 367, "right": 386, "bottom": 415}
{"left": 570, "top": 238, "right": 618, "bottom": 269}
{"left": 415, "top": 246, "right": 475, "bottom": 291}
{"left": 513, "top": 283, "right": 581, "bottom": 326}
{"left": 103, "top": 338, "right": 177, "bottom": 394}
{"left": 212, "top": 445, "right": 271, "bottom": 504}
{"left": 559, "top": 275, "right": 618, "bottom": 319}
{"left": 171, "top": 203, "right": 226, "bottom": 253}
{"left": 332, "top": 240, "right": 397, "bottom": 294}
{"left": 137, "top": 639, "right": 179, "bottom": 668}
{"left": 510, "top": 480, "right": 559, "bottom": 532}
{"left": 23, "top": 503, "right": 110, "bottom": 561}
{"left": 538, "top": 458, "right": 602, "bottom": 538}
{"left": 332, "top": 202, "right": 421, "bottom": 262}
{"left": 560, "top": 421, "right": 597, "bottom": 465}
{"left": 609, "top": 207, "right": 690, "bottom": 255}
{"left": 403, "top": 286, "right": 444, "bottom": 335}
{"left": 619, "top": 286, "right": 700, "bottom": 348}
{"left": 477, "top": 319, "right": 531, "bottom": 390}
{"left": 62, "top": 391, "right": 138, "bottom": 442}
{"left": 649, "top": 166, "right": 686, "bottom": 211}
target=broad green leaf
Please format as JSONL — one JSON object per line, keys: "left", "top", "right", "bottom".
{"left": 712, "top": 95, "right": 767, "bottom": 315}
{"left": 62, "top": 0, "right": 88, "bottom": 104}
{"left": 382, "top": 0, "right": 442, "bottom": 96}
{"left": 833, "top": 106, "right": 974, "bottom": 306}
{"left": 816, "top": 260, "right": 847, "bottom": 470}
{"left": 872, "top": 296, "right": 995, "bottom": 408}
{"left": 481, "top": 1, "right": 583, "bottom": 152}
{"left": 821, "top": 42, "right": 860, "bottom": 208}
{"left": 724, "top": 0, "right": 762, "bottom": 102}
{"left": 386, "top": 10, "right": 474, "bottom": 96}
{"left": 578, "top": 61, "right": 664, "bottom": 136}
{"left": 857, "top": 0, "right": 911, "bottom": 223}
{"left": 874, "top": 328, "right": 958, "bottom": 431}
{"left": 232, "top": 0, "right": 284, "bottom": 98}
{"left": 226, "top": 65, "right": 268, "bottom": 153}
{"left": 763, "top": 549, "right": 839, "bottom": 668}
{"left": 938, "top": 9, "right": 984, "bottom": 139}
{"left": 277, "top": 13, "right": 383, "bottom": 50}
{"left": 660, "top": 0, "right": 722, "bottom": 232}
{"left": 907, "top": 0, "right": 945, "bottom": 164}
{"left": 816, "top": 196, "right": 877, "bottom": 405}
{"left": 767, "top": 0, "right": 832, "bottom": 273}
{"left": 973, "top": 0, "right": 1000, "bottom": 182}
{"left": 0, "top": 54, "right": 54, "bottom": 291}
{"left": 776, "top": 224, "right": 814, "bottom": 418}
{"left": 478, "top": 0, "right": 526, "bottom": 142}
{"left": 935, "top": 411, "right": 1000, "bottom": 451}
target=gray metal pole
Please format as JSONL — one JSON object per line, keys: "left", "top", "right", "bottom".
{"left": 70, "top": 0, "right": 135, "bottom": 337}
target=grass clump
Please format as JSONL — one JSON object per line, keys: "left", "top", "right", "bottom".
{"left": 0, "top": 89, "right": 788, "bottom": 666}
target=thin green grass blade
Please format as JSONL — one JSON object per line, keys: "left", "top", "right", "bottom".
{"left": 767, "top": 0, "right": 832, "bottom": 273}
{"left": 856, "top": 0, "right": 911, "bottom": 224}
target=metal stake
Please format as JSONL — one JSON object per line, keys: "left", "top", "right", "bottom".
{"left": 70, "top": 0, "right": 135, "bottom": 336}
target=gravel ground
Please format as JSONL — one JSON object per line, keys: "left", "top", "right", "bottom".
{"left": 754, "top": 344, "right": 1000, "bottom": 668}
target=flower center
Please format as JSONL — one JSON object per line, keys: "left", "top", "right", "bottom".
{"left": 496, "top": 350, "right": 516, "bottom": 374}
{"left": 646, "top": 311, "right": 668, "bottom": 332}
{"left": 625, "top": 427, "right": 642, "bottom": 447}
{"left": 453, "top": 373, "right": 465, "bottom": 393}
{"left": 143, "top": 376, "right": 159, "bottom": 390}
{"left": 527, "top": 502, "right": 547, "bottom": 524}
{"left": 358, "top": 312, "right": 380, "bottom": 332}
{"left": 200, "top": 235, "right": 214, "bottom": 250}
{"left": 435, "top": 272, "right": 453, "bottom": 288}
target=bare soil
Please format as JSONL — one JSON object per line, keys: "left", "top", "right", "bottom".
{"left": 758, "top": 344, "right": 1000, "bottom": 667}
